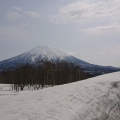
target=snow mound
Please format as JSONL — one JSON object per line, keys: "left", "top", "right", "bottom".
{"left": 0, "top": 72, "right": 120, "bottom": 120}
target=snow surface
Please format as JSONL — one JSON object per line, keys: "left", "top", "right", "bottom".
{"left": 20, "top": 45, "right": 71, "bottom": 61}
{"left": 0, "top": 72, "right": 120, "bottom": 120}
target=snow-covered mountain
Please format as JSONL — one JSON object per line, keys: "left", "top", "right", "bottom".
{"left": 0, "top": 72, "right": 120, "bottom": 120}
{"left": 0, "top": 44, "right": 120, "bottom": 75}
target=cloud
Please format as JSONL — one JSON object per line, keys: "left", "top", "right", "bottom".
{"left": 6, "top": 7, "right": 42, "bottom": 21}
{"left": 83, "top": 24, "right": 120, "bottom": 34}
{"left": 13, "top": 7, "right": 21, "bottom": 11}
{"left": 52, "top": 0, "right": 120, "bottom": 23}
{"left": 51, "top": 0, "right": 120, "bottom": 33}
{"left": 21, "top": 24, "right": 35, "bottom": 28}
{"left": 26, "top": 11, "right": 41, "bottom": 18}
{"left": 6, "top": 11, "right": 23, "bottom": 20}
{"left": 6, "top": 7, "right": 23, "bottom": 20}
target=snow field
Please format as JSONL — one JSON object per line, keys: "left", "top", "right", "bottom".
{"left": 0, "top": 72, "right": 120, "bottom": 120}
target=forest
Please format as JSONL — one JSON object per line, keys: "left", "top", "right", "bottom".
{"left": 0, "top": 59, "right": 93, "bottom": 91}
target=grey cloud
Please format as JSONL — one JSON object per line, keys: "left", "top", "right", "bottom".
{"left": 51, "top": 0, "right": 120, "bottom": 32}
{"left": 25, "top": 11, "right": 41, "bottom": 18}
{"left": 13, "top": 7, "right": 21, "bottom": 11}
{"left": 6, "top": 11, "right": 23, "bottom": 20}
{"left": 83, "top": 25, "right": 120, "bottom": 34}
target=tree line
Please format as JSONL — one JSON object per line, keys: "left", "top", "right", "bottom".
{"left": 0, "top": 59, "right": 93, "bottom": 91}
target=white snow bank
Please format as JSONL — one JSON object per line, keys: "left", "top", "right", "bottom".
{"left": 0, "top": 72, "right": 120, "bottom": 120}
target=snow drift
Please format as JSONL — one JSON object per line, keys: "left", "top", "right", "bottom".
{"left": 0, "top": 72, "right": 120, "bottom": 120}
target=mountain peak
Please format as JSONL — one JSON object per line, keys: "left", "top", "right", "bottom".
{"left": 24, "top": 44, "right": 70, "bottom": 61}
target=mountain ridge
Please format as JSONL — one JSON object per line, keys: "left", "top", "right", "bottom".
{"left": 0, "top": 45, "right": 120, "bottom": 75}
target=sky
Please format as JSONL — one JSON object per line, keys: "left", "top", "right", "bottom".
{"left": 0, "top": 0, "right": 120, "bottom": 67}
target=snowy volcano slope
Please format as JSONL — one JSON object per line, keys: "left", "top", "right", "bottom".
{"left": 0, "top": 72, "right": 120, "bottom": 120}
{"left": 0, "top": 45, "right": 88, "bottom": 70}
{"left": 0, "top": 45, "right": 120, "bottom": 75}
